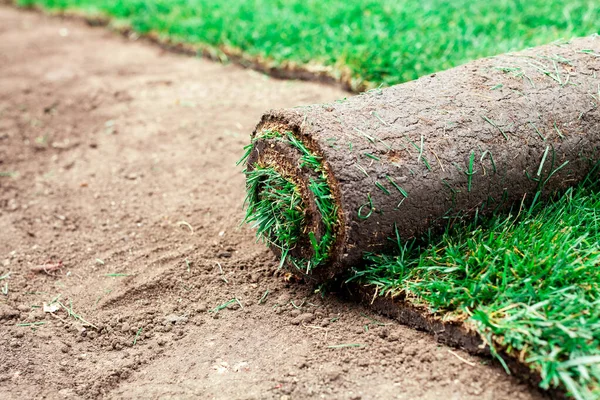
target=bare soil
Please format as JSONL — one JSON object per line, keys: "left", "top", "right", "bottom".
{"left": 0, "top": 6, "right": 545, "bottom": 399}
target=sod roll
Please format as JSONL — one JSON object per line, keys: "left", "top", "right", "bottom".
{"left": 242, "top": 36, "right": 600, "bottom": 280}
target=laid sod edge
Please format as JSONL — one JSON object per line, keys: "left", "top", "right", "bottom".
{"left": 15, "top": 0, "right": 600, "bottom": 92}
{"left": 240, "top": 130, "right": 338, "bottom": 273}
{"left": 346, "top": 283, "right": 562, "bottom": 397}
{"left": 12, "top": 2, "right": 354, "bottom": 90}
{"left": 349, "top": 175, "right": 600, "bottom": 400}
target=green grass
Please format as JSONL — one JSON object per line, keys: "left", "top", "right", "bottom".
{"left": 243, "top": 165, "right": 305, "bottom": 266}
{"left": 241, "top": 130, "right": 338, "bottom": 272}
{"left": 17, "top": 0, "right": 599, "bottom": 89}
{"left": 351, "top": 171, "right": 600, "bottom": 399}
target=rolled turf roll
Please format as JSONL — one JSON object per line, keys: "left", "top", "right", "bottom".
{"left": 241, "top": 36, "right": 600, "bottom": 280}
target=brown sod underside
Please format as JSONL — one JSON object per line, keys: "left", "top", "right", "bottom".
{"left": 244, "top": 35, "right": 600, "bottom": 280}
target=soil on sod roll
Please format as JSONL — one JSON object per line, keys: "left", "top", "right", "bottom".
{"left": 243, "top": 35, "right": 600, "bottom": 280}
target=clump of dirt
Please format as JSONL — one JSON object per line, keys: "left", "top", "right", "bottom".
{"left": 0, "top": 6, "right": 545, "bottom": 399}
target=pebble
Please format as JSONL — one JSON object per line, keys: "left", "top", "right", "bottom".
{"left": 387, "top": 332, "right": 400, "bottom": 342}
{"left": 0, "top": 306, "right": 19, "bottom": 320}
{"left": 291, "top": 313, "right": 314, "bottom": 325}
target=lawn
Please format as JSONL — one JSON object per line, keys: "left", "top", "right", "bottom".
{"left": 18, "top": 0, "right": 600, "bottom": 398}
{"left": 17, "top": 0, "right": 599, "bottom": 90}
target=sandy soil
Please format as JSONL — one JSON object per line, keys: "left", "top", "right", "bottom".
{"left": 0, "top": 6, "right": 546, "bottom": 399}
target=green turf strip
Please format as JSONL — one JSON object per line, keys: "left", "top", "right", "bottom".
{"left": 241, "top": 130, "right": 337, "bottom": 272}
{"left": 351, "top": 177, "right": 600, "bottom": 399}
{"left": 17, "top": 0, "right": 599, "bottom": 89}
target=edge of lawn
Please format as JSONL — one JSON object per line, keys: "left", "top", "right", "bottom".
{"left": 346, "top": 283, "right": 566, "bottom": 399}
{"left": 8, "top": 0, "right": 364, "bottom": 92}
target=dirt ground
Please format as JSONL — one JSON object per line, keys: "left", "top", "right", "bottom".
{"left": 0, "top": 6, "right": 547, "bottom": 399}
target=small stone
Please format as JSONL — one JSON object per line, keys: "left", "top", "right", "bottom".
{"left": 378, "top": 328, "right": 389, "bottom": 339}
{"left": 291, "top": 313, "right": 314, "bottom": 325}
{"left": 325, "top": 370, "right": 341, "bottom": 382}
{"left": 0, "top": 305, "right": 19, "bottom": 320}
{"left": 387, "top": 332, "right": 400, "bottom": 342}
{"left": 121, "top": 323, "right": 130, "bottom": 333}
{"left": 196, "top": 303, "right": 207, "bottom": 313}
